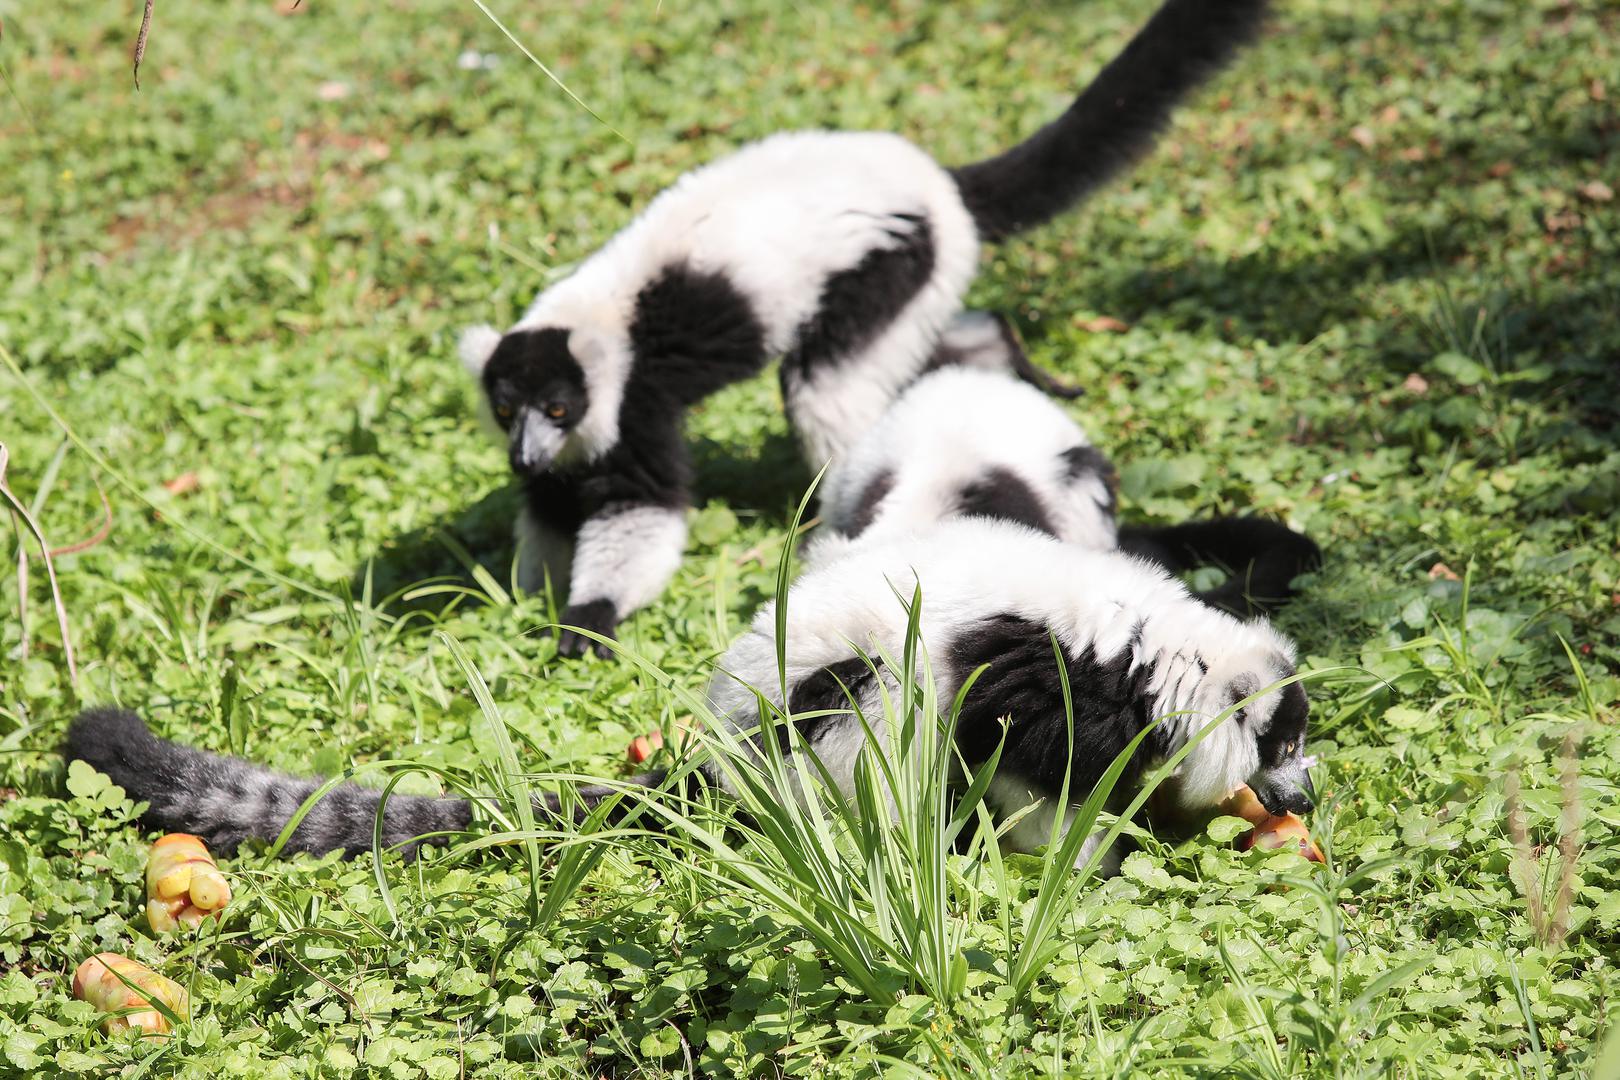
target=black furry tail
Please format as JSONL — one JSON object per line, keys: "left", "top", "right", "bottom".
{"left": 951, "top": 0, "right": 1270, "bottom": 242}
{"left": 1118, "top": 516, "right": 1321, "bottom": 617}
{"left": 64, "top": 708, "right": 666, "bottom": 859}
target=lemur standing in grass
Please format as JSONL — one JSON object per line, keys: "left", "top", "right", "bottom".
{"left": 459, "top": 0, "right": 1271, "bottom": 655}
{"left": 817, "top": 331, "right": 1321, "bottom": 617}
{"left": 67, "top": 520, "right": 1316, "bottom": 870}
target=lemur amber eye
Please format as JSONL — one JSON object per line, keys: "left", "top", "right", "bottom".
{"left": 1286, "top": 741, "right": 1297, "bottom": 755}
{"left": 494, "top": 404, "right": 513, "bottom": 421}
{"left": 545, "top": 403, "right": 568, "bottom": 420}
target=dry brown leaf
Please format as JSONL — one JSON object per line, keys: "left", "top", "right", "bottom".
{"left": 1350, "top": 125, "right": 1376, "bottom": 149}
{"left": 1428, "top": 562, "right": 1461, "bottom": 582}
{"left": 1488, "top": 161, "right": 1514, "bottom": 179}
{"left": 1403, "top": 373, "right": 1430, "bottom": 395}
{"left": 163, "top": 472, "right": 200, "bottom": 496}
{"left": 1579, "top": 180, "right": 1614, "bottom": 203}
{"left": 1075, "top": 315, "right": 1129, "bottom": 333}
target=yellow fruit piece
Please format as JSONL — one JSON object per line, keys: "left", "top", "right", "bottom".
{"left": 145, "top": 833, "right": 231, "bottom": 933}
{"left": 71, "top": 952, "right": 190, "bottom": 1037}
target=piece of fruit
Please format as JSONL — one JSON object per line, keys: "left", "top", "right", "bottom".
{"left": 1219, "top": 785, "right": 1324, "bottom": 863}
{"left": 72, "top": 952, "right": 189, "bottom": 1037}
{"left": 627, "top": 730, "right": 663, "bottom": 764}
{"left": 626, "top": 717, "right": 694, "bottom": 764}
{"left": 145, "top": 833, "right": 231, "bottom": 933}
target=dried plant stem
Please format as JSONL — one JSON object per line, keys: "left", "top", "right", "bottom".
{"left": 0, "top": 442, "right": 80, "bottom": 689}
{"left": 1551, "top": 733, "right": 1581, "bottom": 951}
{"left": 133, "top": 0, "right": 155, "bottom": 89}
{"left": 48, "top": 485, "right": 113, "bottom": 558}
{"left": 11, "top": 511, "right": 26, "bottom": 661}
{"left": 1504, "top": 766, "right": 1545, "bottom": 939}
{"left": 1505, "top": 734, "right": 1585, "bottom": 951}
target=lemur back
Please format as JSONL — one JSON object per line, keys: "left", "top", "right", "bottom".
{"left": 817, "top": 348, "right": 1320, "bottom": 617}
{"left": 817, "top": 359, "right": 1117, "bottom": 553}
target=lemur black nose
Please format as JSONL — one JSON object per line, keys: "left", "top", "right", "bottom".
{"left": 1254, "top": 775, "right": 1314, "bottom": 817}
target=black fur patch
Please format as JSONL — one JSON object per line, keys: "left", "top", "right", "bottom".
{"left": 1254, "top": 680, "right": 1308, "bottom": 768}
{"left": 557, "top": 598, "right": 619, "bottom": 659}
{"left": 955, "top": 467, "right": 1057, "bottom": 536}
{"left": 628, "top": 262, "right": 769, "bottom": 406}
{"left": 1060, "top": 445, "right": 1119, "bottom": 518}
{"left": 780, "top": 213, "right": 935, "bottom": 386}
{"left": 947, "top": 614, "right": 1165, "bottom": 805}
{"left": 1116, "top": 517, "right": 1321, "bottom": 617}
{"left": 783, "top": 656, "right": 878, "bottom": 753}
{"left": 845, "top": 470, "right": 895, "bottom": 538}
{"left": 521, "top": 470, "right": 588, "bottom": 537}
{"left": 950, "top": 0, "right": 1270, "bottom": 241}
{"left": 482, "top": 329, "right": 589, "bottom": 434}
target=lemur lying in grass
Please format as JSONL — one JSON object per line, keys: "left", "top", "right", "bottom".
{"left": 67, "top": 519, "right": 1316, "bottom": 872}
{"left": 818, "top": 330, "right": 1321, "bottom": 617}
{"left": 458, "top": 0, "right": 1271, "bottom": 655}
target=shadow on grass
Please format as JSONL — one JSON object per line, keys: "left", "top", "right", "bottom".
{"left": 352, "top": 427, "right": 812, "bottom": 619}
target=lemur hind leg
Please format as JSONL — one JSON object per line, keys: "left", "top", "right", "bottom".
{"left": 779, "top": 211, "right": 961, "bottom": 469}
{"left": 926, "top": 311, "right": 1084, "bottom": 399}
{"left": 557, "top": 502, "right": 688, "bottom": 658}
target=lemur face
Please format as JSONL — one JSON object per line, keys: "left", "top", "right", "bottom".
{"left": 463, "top": 327, "right": 590, "bottom": 475}
{"left": 1245, "top": 678, "right": 1314, "bottom": 816}
{"left": 1174, "top": 651, "right": 1313, "bottom": 815}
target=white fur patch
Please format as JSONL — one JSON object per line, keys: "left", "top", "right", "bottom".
{"left": 458, "top": 324, "right": 501, "bottom": 376}
{"left": 515, "top": 412, "right": 565, "bottom": 471}
{"left": 567, "top": 505, "right": 688, "bottom": 616}
{"left": 984, "top": 775, "right": 1125, "bottom": 876}
{"left": 819, "top": 366, "right": 1117, "bottom": 552}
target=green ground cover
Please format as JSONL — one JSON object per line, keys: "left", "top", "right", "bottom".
{"left": 2, "top": 0, "right": 1618, "bottom": 1075}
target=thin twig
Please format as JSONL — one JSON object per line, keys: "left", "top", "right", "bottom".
{"left": 10, "top": 509, "right": 26, "bottom": 662}
{"left": 467, "top": 0, "right": 627, "bottom": 142}
{"left": 133, "top": 0, "right": 154, "bottom": 89}
{"left": 48, "top": 484, "right": 113, "bottom": 558}
{"left": 0, "top": 442, "right": 79, "bottom": 688}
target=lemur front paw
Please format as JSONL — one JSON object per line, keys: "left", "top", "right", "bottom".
{"left": 555, "top": 599, "right": 618, "bottom": 659}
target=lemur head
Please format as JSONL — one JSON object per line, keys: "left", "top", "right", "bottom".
{"left": 1173, "top": 645, "right": 1314, "bottom": 817}
{"left": 459, "top": 325, "right": 590, "bottom": 475}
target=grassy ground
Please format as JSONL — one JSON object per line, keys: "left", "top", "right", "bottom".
{"left": 3, "top": 0, "right": 1619, "bottom": 1075}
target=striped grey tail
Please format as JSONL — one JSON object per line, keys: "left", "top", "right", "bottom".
{"left": 66, "top": 708, "right": 673, "bottom": 859}
{"left": 65, "top": 708, "right": 474, "bottom": 857}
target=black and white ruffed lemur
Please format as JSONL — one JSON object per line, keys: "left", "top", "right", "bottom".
{"left": 457, "top": 0, "right": 1272, "bottom": 655}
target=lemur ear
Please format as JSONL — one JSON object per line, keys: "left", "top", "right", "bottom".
{"left": 458, "top": 325, "right": 502, "bottom": 377}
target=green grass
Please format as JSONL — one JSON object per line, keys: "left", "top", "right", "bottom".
{"left": 3, "top": 0, "right": 1619, "bottom": 1075}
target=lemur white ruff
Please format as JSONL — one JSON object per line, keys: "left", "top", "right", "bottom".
{"left": 67, "top": 520, "right": 1315, "bottom": 868}
{"left": 459, "top": 0, "right": 1271, "bottom": 655}
{"left": 818, "top": 355, "right": 1321, "bottom": 617}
